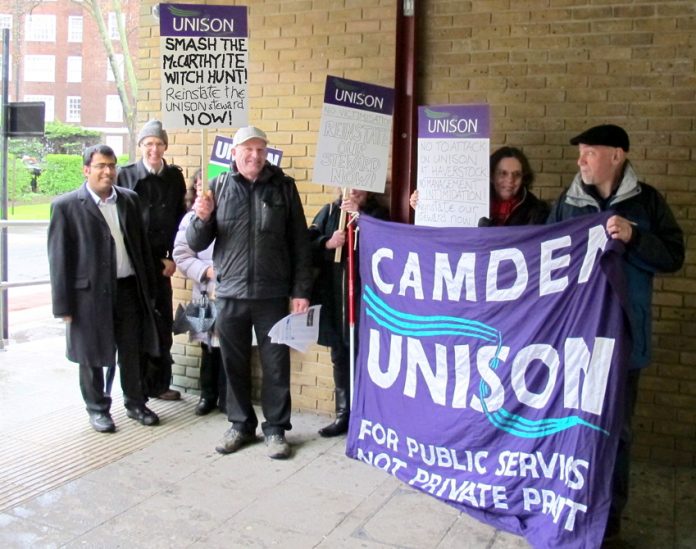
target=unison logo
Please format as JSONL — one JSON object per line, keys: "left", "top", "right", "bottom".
{"left": 167, "top": 5, "right": 236, "bottom": 33}
{"left": 363, "top": 285, "right": 610, "bottom": 439}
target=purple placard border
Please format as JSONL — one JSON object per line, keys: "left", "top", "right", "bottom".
{"left": 323, "top": 75, "right": 395, "bottom": 116}
{"left": 418, "top": 104, "right": 490, "bottom": 139}
{"left": 159, "top": 3, "right": 248, "bottom": 38}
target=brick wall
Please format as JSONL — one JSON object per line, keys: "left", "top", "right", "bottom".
{"left": 137, "top": 0, "right": 695, "bottom": 465}
{"left": 137, "top": 0, "right": 397, "bottom": 419}
{"left": 418, "top": 0, "right": 696, "bottom": 466}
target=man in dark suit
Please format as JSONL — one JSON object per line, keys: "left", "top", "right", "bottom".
{"left": 117, "top": 120, "right": 187, "bottom": 401}
{"left": 48, "top": 145, "right": 161, "bottom": 432}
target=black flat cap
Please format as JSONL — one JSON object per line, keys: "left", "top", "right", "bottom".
{"left": 569, "top": 124, "right": 630, "bottom": 152}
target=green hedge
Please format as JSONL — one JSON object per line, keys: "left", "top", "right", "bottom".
{"left": 36, "top": 153, "right": 131, "bottom": 197}
{"left": 39, "top": 154, "right": 84, "bottom": 196}
{"left": 6, "top": 154, "right": 34, "bottom": 201}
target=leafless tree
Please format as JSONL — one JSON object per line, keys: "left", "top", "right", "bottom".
{"left": 4, "top": 0, "right": 43, "bottom": 99}
{"left": 74, "top": 0, "right": 139, "bottom": 158}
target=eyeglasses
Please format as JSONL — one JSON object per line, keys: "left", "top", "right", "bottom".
{"left": 91, "top": 163, "right": 117, "bottom": 171}
{"left": 141, "top": 141, "right": 166, "bottom": 149}
{"left": 495, "top": 169, "right": 523, "bottom": 180}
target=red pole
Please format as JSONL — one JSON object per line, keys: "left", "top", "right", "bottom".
{"left": 347, "top": 217, "right": 356, "bottom": 409}
{"left": 390, "top": 0, "right": 418, "bottom": 224}
{"left": 347, "top": 217, "right": 356, "bottom": 327}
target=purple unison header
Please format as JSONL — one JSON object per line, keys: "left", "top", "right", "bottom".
{"left": 418, "top": 104, "right": 490, "bottom": 139}
{"left": 323, "top": 75, "right": 395, "bottom": 116}
{"left": 159, "top": 3, "right": 248, "bottom": 38}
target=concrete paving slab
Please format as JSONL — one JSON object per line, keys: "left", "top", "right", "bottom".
{"left": 359, "top": 486, "right": 459, "bottom": 548}
{"left": 1, "top": 334, "right": 695, "bottom": 549}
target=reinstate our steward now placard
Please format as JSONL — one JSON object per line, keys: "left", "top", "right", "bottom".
{"left": 313, "top": 75, "right": 394, "bottom": 193}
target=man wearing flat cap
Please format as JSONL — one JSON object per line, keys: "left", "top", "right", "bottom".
{"left": 187, "top": 126, "right": 312, "bottom": 460}
{"left": 548, "top": 124, "right": 684, "bottom": 543}
{"left": 117, "top": 120, "right": 187, "bottom": 401}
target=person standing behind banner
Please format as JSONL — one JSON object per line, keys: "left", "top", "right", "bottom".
{"left": 173, "top": 168, "right": 227, "bottom": 416}
{"left": 117, "top": 120, "right": 187, "bottom": 401}
{"left": 479, "top": 146, "right": 549, "bottom": 226}
{"left": 308, "top": 189, "right": 389, "bottom": 437}
{"left": 48, "top": 145, "right": 161, "bottom": 433}
{"left": 547, "top": 124, "right": 684, "bottom": 544}
{"left": 187, "top": 126, "right": 313, "bottom": 460}
{"left": 410, "top": 146, "right": 549, "bottom": 226}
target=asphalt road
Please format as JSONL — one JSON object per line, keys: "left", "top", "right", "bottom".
{"left": 2, "top": 223, "right": 54, "bottom": 343}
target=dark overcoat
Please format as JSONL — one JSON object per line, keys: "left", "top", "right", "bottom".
{"left": 47, "top": 183, "right": 160, "bottom": 366}
{"left": 116, "top": 159, "right": 187, "bottom": 263}
{"left": 308, "top": 196, "right": 389, "bottom": 348}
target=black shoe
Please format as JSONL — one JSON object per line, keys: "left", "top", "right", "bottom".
{"left": 318, "top": 415, "right": 349, "bottom": 437}
{"left": 195, "top": 397, "right": 216, "bottom": 416}
{"left": 126, "top": 406, "right": 160, "bottom": 426}
{"left": 88, "top": 412, "right": 115, "bottom": 433}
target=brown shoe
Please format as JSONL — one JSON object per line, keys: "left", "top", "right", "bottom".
{"left": 156, "top": 389, "right": 181, "bottom": 400}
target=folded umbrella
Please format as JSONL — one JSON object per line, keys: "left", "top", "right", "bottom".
{"left": 173, "top": 291, "right": 217, "bottom": 335}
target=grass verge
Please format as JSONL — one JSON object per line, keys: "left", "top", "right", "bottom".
{"left": 7, "top": 201, "right": 51, "bottom": 220}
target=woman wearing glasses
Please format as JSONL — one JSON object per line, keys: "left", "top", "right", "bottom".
{"left": 410, "top": 146, "right": 549, "bottom": 227}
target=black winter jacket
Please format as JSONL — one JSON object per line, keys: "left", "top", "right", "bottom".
{"left": 186, "top": 162, "right": 313, "bottom": 301}
{"left": 116, "top": 160, "right": 187, "bottom": 262}
{"left": 478, "top": 188, "right": 550, "bottom": 227}
{"left": 308, "top": 196, "right": 389, "bottom": 347}
{"left": 547, "top": 161, "right": 684, "bottom": 369}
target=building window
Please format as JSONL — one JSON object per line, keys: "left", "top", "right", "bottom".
{"left": 25, "top": 14, "right": 56, "bottom": 42}
{"left": 24, "top": 55, "right": 55, "bottom": 82}
{"left": 66, "top": 56, "right": 82, "bottom": 83}
{"left": 24, "top": 95, "right": 54, "bottom": 122}
{"left": 106, "top": 54, "right": 124, "bottom": 82}
{"left": 105, "top": 95, "right": 122, "bottom": 122}
{"left": 68, "top": 16, "right": 83, "bottom": 43}
{"left": 108, "top": 12, "right": 123, "bottom": 41}
{"left": 105, "top": 135, "right": 124, "bottom": 156}
{"left": 66, "top": 96, "right": 81, "bottom": 122}
{"left": 0, "top": 14, "right": 12, "bottom": 30}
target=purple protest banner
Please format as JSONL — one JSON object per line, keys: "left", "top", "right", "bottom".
{"left": 159, "top": 3, "right": 248, "bottom": 129}
{"left": 346, "top": 213, "right": 630, "bottom": 549}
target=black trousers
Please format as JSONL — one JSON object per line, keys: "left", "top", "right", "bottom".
{"left": 609, "top": 369, "right": 641, "bottom": 526}
{"left": 79, "top": 276, "right": 146, "bottom": 413}
{"left": 330, "top": 342, "right": 350, "bottom": 394}
{"left": 200, "top": 343, "right": 227, "bottom": 410}
{"left": 143, "top": 272, "right": 174, "bottom": 396}
{"left": 216, "top": 297, "right": 291, "bottom": 436}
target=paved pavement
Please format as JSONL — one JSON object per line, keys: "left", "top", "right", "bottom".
{"left": 0, "top": 309, "right": 694, "bottom": 548}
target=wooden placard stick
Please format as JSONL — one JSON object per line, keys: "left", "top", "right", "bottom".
{"left": 201, "top": 128, "right": 209, "bottom": 194}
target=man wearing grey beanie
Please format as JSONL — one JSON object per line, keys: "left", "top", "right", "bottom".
{"left": 117, "top": 120, "right": 187, "bottom": 401}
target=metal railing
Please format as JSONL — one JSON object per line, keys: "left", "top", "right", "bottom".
{"left": 0, "top": 219, "right": 51, "bottom": 350}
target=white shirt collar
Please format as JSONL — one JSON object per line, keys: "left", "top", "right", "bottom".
{"left": 143, "top": 159, "right": 164, "bottom": 175}
{"left": 86, "top": 184, "right": 117, "bottom": 205}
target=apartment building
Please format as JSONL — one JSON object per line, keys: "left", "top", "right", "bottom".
{"left": 0, "top": 0, "right": 137, "bottom": 155}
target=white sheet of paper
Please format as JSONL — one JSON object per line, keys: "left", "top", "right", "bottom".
{"left": 269, "top": 305, "right": 321, "bottom": 353}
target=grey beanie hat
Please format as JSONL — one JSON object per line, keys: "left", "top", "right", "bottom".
{"left": 137, "top": 119, "right": 168, "bottom": 146}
